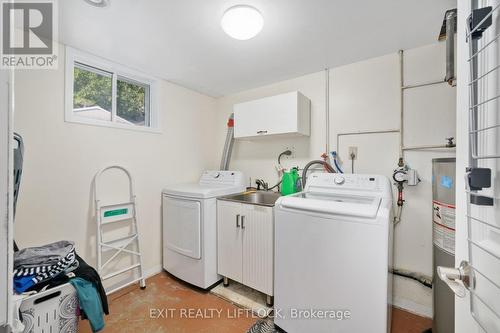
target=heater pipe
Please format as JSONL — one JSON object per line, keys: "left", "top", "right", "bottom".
{"left": 445, "top": 11, "right": 456, "bottom": 85}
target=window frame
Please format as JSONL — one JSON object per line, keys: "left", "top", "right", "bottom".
{"left": 65, "top": 46, "right": 160, "bottom": 133}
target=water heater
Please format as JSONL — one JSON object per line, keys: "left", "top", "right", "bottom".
{"left": 432, "top": 158, "right": 456, "bottom": 333}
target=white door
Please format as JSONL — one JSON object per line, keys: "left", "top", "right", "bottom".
{"left": 241, "top": 204, "right": 273, "bottom": 296}
{"left": 0, "top": 69, "right": 12, "bottom": 327}
{"left": 217, "top": 201, "right": 243, "bottom": 282}
{"left": 163, "top": 195, "right": 202, "bottom": 259}
{"left": 451, "top": 1, "right": 500, "bottom": 332}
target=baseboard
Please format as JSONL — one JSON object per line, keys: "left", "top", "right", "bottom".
{"left": 393, "top": 297, "right": 432, "bottom": 318}
{"left": 393, "top": 275, "right": 433, "bottom": 318}
{"left": 144, "top": 264, "right": 163, "bottom": 279}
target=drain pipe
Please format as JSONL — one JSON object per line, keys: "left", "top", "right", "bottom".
{"left": 220, "top": 113, "right": 235, "bottom": 170}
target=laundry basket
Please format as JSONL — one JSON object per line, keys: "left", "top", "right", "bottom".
{"left": 20, "top": 283, "right": 79, "bottom": 333}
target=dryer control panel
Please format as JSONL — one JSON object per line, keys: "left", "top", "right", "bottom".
{"left": 199, "top": 170, "right": 245, "bottom": 186}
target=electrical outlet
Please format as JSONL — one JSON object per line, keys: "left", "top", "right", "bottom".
{"left": 348, "top": 146, "right": 358, "bottom": 160}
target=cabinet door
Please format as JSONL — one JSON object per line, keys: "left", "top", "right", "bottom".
{"left": 242, "top": 205, "right": 274, "bottom": 295}
{"left": 217, "top": 201, "right": 243, "bottom": 282}
{"left": 234, "top": 91, "right": 309, "bottom": 138}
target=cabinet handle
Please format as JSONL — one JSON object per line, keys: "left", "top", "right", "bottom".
{"left": 257, "top": 130, "right": 268, "bottom": 135}
{"left": 236, "top": 214, "right": 240, "bottom": 228}
{"left": 241, "top": 215, "right": 245, "bottom": 229}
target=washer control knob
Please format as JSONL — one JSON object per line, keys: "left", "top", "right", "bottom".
{"left": 334, "top": 175, "right": 345, "bottom": 185}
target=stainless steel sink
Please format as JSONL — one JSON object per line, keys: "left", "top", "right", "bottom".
{"left": 219, "top": 191, "right": 282, "bottom": 207}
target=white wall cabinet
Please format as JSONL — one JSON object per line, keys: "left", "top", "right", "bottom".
{"left": 217, "top": 200, "right": 274, "bottom": 297}
{"left": 233, "top": 91, "right": 310, "bottom": 139}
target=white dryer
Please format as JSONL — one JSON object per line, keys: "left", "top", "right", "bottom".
{"left": 274, "top": 173, "right": 394, "bottom": 333}
{"left": 162, "top": 170, "right": 245, "bottom": 289}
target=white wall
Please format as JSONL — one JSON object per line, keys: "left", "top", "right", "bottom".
{"left": 13, "top": 40, "right": 457, "bottom": 318}
{"left": 13, "top": 45, "right": 218, "bottom": 285}
{"left": 214, "top": 42, "right": 456, "bottom": 317}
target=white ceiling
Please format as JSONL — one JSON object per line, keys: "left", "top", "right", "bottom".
{"left": 60, "top": 0, "right": 456, "bottom": 97}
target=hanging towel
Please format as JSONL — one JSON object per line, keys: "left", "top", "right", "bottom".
{"left": 69, "top": 277, "right": 105, "bottom": 333}
{"left": 27, "top": 254, "right": 109, "bottom": 315}
{"left": 71, "top": 254, "right": 109, "bottom": 315}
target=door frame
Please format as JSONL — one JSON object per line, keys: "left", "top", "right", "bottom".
{"left": 0, "top": 68, "right": 13, "bottom": 328}
{"left": 455, "top": 0, "right": 493, "bottom": 331}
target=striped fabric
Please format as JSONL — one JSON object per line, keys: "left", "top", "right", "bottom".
{"left": 14, "top": 249, "right": 77, "bottom": 286}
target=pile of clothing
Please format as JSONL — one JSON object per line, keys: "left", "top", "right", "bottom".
{"left": 14, "top": 241, "right": 78, "bottom": 292}
{"left": 14, "top": 240, "right": 109, "bottom": 333}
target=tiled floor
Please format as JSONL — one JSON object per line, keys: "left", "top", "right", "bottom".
{"left": 80, "top": 272, "right": 432, "bottom": 333}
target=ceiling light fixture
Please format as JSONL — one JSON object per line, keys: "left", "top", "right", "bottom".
{"left": 221, "top": 5, "right": 264, "bottom": 40}
{"left": 83, "top": 0, "right": 109, "bottom": 7}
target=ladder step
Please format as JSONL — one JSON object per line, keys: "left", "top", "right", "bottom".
{"left": 101, "top": 235, "right": 138, "bottom": 253}
{"left": 102, "top": 263, "right": 141, "bottom": 280}
{"left": 100, "top": 201, "right": 134, "bottom": 209}
{"left": 101, "top": 217, "right": 134, "bottom": 225}
{"left": 105, "top": 276, "right": 145, "bottom": 295}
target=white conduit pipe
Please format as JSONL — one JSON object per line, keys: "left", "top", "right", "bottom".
{"left": 399, "top": 50, "right": 404, "bottom": 159}
{"left": 325, "top": 68, "right": 330, "bottom": 154}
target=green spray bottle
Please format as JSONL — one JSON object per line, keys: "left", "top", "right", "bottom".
{"left": 281, "top": 167, "right": 299, "bottom": 196}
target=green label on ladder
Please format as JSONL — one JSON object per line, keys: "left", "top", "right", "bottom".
{"left": 104, "top": 208, "right": 128, "bottom": 217}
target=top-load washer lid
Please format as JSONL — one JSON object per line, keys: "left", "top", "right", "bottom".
{"left": 277, "top": 173, "right": 391, "bottom": 218}
{"left": 162, "top": 170, "right": 246, "bottom": 199}
{"left": 279, "top": 192, "right": 382, "bottom": 218}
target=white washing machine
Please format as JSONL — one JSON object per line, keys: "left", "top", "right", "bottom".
{"left": 162, "top": 170, "right": 245, "bottom": 289}
{"left": 274, "top": 173, "right": 394, "bottom": 333}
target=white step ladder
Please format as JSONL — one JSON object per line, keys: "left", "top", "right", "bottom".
{"left": 94, "top": 165, "right": 146, "bottom": 295}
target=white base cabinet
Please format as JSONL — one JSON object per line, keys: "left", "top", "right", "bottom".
{"left": 217, "top": 200, "right": 274, "bottom": 297}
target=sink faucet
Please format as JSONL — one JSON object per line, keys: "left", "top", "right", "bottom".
{"left": 255, "top": 179, "right": 269, "bottom": 191}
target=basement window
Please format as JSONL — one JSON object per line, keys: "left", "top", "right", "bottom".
{"left": 65, "top": 47, "right": 159, "bottom": 132}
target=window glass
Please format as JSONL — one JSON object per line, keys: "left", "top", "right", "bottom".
{"left": 73, "top": 63, "right": 113, "bottom": 121}
{"left": 117, "top": 78, "right": 150, "bottom": 126}
{"left": 66, "top": 49, "right": 157, "bottom": 131}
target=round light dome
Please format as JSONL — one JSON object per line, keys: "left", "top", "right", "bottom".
{"left": 84, "top": 0, "right": 109, "bottom": 7}
{"left": 221, "top": 5, "right": 264, "bottom": 40}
